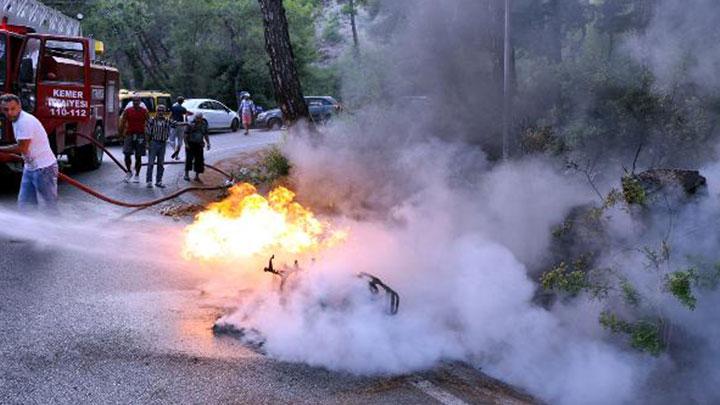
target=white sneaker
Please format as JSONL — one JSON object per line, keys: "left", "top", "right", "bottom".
{"left": 123, "top": 172, "right": 132, "bottom": 183}
{"left": 132, "top": 175, "right": 140, "bottom": 183}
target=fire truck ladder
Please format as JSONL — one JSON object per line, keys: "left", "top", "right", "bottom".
{"left": 0, "top": 0, "right": 81, "bottom": 36}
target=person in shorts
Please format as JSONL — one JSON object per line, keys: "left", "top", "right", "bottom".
{"left": 238, "top": 92, "right": 255, "bottom": 135}
{"left": 119, "top": 96, "right": 149, "bottom": 183}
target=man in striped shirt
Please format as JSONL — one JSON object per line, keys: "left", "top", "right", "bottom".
{"left": 145, "top": 104, "right": 186, "bottom": 188}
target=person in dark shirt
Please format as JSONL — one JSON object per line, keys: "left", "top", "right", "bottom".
{"left": 169, "top": 96, "right": 193, "bottom": 160}
{"left": 184, "top": 113, "right": 210, "bottom": 182}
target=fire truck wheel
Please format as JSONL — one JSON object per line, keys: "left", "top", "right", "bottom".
{"left": 0, "top": 164, "right": 21, "bottom": 191}
{"left": 71, "top": 126, "right": 105, "bottom": 171}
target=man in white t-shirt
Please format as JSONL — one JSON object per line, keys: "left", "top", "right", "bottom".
{"left": 0, "top": 94, "right": 58, "bottom": 209}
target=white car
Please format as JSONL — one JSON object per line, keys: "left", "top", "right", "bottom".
{"left": 183, "top": 98, "right": 240, "bottom": 132}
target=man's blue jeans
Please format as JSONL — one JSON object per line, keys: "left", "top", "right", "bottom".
{"left": 146, "top": 140, "right": 167, "bottom": 183}
{"left": 18, "top": 163, "right": 58, "bottom": 209}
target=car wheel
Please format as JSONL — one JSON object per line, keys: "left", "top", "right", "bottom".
{"left": 231, "top": 118, "right": 240, "bottom": 132}
{"left": 268, "top": 118, "right": 282, "bottom": 130}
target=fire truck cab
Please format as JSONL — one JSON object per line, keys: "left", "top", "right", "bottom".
{"left": 0, "top": 3, "right": 119, "bottom": 174}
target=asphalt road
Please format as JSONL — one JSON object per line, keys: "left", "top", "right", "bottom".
{"left": 0, "top": 129, "right": 533, "bottom": 404}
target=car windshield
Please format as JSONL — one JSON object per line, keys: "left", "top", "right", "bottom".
{"left": 41, "top": 40, "right": 85, "bottom": 83}
{"left": 157, "top": 96, "right": 171, "bottom": 109}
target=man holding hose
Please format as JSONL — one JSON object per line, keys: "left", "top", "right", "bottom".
{"left": 0, "top": 94, "right": 58, "bottom": 209}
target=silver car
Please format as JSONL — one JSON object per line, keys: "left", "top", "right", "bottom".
{"left": 183, "top": 98, "right": 240, "bottom": 132}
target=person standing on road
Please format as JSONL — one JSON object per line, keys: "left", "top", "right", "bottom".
{"left": 0, "top": 94, "right": 58, "bottom": 210}
{"left": 119, "top": 96, "right": 149, "bottom": 183}
{"left": 169, "top": 96, "right": 193, "bottom": 160}
{"left": 238, "top": 92, "right": 255, "bottom": 136}
{"left": 184, "top": 113, "right": 210, "bottom": 183}
{"left": 145, "top": 105, "right": 187, "bottom": 188}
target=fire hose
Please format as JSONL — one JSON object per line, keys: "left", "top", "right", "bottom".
{"left": 1, "top": 132, "right": 236, "bottom": 209}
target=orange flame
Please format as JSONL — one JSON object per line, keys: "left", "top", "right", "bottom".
{"left": 182, "top": 183, "right": 345, "bottom": 262}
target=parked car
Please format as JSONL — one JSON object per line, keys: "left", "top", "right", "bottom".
{"left": 119, "top": 89, "right": 172, "bottom": 118}
{"left": 183, "top": 98, "right": 240, "bottom": 132}
{"left": 255, "top": 96, "right": 342, "bottom": 130}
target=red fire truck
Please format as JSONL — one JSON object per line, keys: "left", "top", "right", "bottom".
{"left": 0, "top": 1, "right": 119, "bottom": 178}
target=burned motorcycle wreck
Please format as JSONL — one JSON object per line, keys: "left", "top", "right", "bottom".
{"left": 212, "top": 255, "right": 401, "bottom": 349}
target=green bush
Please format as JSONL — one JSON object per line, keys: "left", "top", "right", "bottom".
{"left": 541, "top": 262, "right": 588, "bottom": 296}
{"left": 621, "top": 175, "right": 647, "bottom": 205}
{"left": 232, "top": 147, "right": 292, "bottom": 187}
{"left": 599, "top": 312, "right": 664, "bottom": 356}
{"left": 665, "top": 269, "right": 698, "bottom": 310}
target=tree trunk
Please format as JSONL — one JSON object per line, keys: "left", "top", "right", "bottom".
{"left": 123, "top": 50, "right": 145, "bottom": 88}
{"left": 547, "top": 0, "right": 562, "bottom": 114}
{"left": 349, "top": 0, "right": 360, "bottom": 57}
{"left": 223, "top": 18, "right": 245, "bottom": 104}
{"left": 257, "top": 0, "right": 310, "bottom": 125}
{"left": 548, "top": 0, "right": 562, "bottom": 64}
{"left": 137, "top": 32, "right": 171, "bottom": 86}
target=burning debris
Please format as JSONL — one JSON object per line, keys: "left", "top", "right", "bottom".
{"left": 357, "top": 272, "right": 400, "bottom": 315}
{"left": 262, "top": 254, "right": 301, "bottom": 291}
{"left": 212, "top": 257, "right": 400, "bottom": 353}
{"left": 261, "top": 255, "right": 400, "bottom": 314}
{"left": 211, "top": 322, "right": 266, "bottom": 352}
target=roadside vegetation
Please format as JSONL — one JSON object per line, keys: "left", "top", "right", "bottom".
{"left": 233, "top": 147, "right": 292, "bottom": 188}
{"left": 542, "top": 180, "right": 720, "bottom": 355}
{"left": 48, "top": 0, "right": 384, "bottom": 110}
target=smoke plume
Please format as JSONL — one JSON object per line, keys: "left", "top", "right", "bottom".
{"left": 625, "top": 0, "right": 720, "bottom": 91}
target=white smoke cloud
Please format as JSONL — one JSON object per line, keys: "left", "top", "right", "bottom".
{"left": 625, "top": 0, "right": 720, "bottom": 90}
{"left": 211, "top": 129, "right": 655, "bottom": 404}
